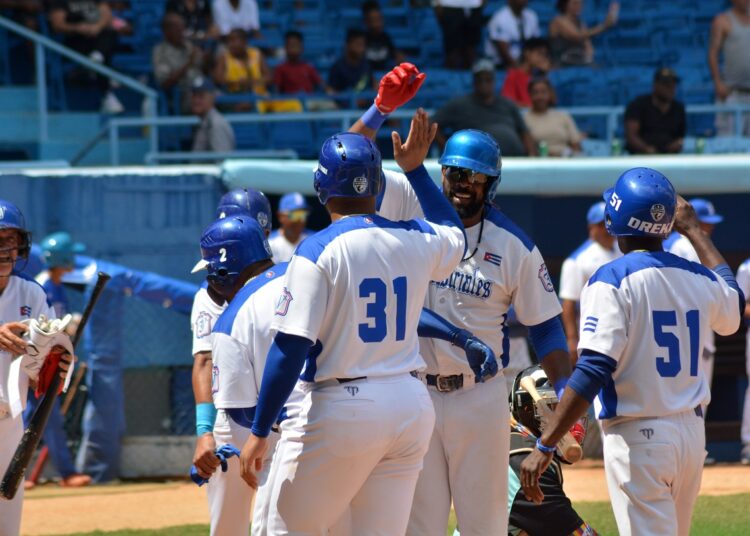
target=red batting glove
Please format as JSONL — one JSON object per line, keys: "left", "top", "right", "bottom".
{"left": 374, "top": 63, "right": 426, "bottom": 113}
{"left": 569, "top": 420, "right": 586, "bottom": 445}
{"left": 34, "top": 348, "right": 71, "bottom": 397}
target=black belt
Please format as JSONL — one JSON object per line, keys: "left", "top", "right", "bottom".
{"left": 694, "top": 406, "right": 704, "bottom": 419}
{"left": 424, "top": 373, "right": 464, "bottom": 393}
{"left": 337, "top": 376, "right": 366, "bottom": 384}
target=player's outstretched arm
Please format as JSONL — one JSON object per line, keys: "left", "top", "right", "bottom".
{"left": 349, "top": 63, "right": 426, "bottom": 139}
{"left": 528, "top": 316, "right": 572, "bottom": 397}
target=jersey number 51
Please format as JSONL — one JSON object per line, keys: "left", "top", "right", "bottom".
{"left": 653, "top": 310, "right": 700, "bottom": 378}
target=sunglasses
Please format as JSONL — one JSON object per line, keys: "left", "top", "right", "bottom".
{"left": 286, "top": 209, "right": 308, "bottom": 222}
{"left": 443, "top": 166, "right": 490, "bottom": 185}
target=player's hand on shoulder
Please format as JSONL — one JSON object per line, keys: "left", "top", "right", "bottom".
{"left": 192, "top": 433, "right": 220, "bottom": 479}
{"left": 520, "top": 448, "right": 554, "bottom": 505}
{"left": 239, "top": 434, "right": 269, "bottom": 489}
{"left": 0, "top": 321, "right": 28, "bottom": 355}
{"left": 673, "top": 194, "right": 701, "bottom": 236}
{"left": 392, "top": 108, "right": 437, "bottom": 173}
{"left": 375, "top": 62, "right": 426, "bottom": 114}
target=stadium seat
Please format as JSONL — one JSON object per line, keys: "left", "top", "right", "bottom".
{"left": 704, "top": 137, "right": 750, "bottom": 154}
{"left": 233, "top": 123, "right": 267, "bottom": 150}
{"left": 270, "top": 121, "right": 315, "bottom": 158}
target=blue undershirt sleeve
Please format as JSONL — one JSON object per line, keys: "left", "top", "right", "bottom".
{"left": 713, "top": 263, "right": 746, "bottom": 317}
{"left": 417, "top": 307, "right": 467, "bottom": 345}
{"left": 527, "top": 315, "right": 567, "bottom": 361}
{"left": 405, "top": 165, "right": 464, "bottom": 233}
{"left": 567, "top": 349, "right": 618, "bottom": 403}
{"left": 251, "top": 332, "right": 312, "bottom": 438}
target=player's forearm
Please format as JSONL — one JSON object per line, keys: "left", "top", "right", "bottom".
{"left": 192, "top": 351, "right": 213, "bottom": 404}
{"left": 529, "top": 316, "right": 571, "bottom": 394}
{"left": 405, "top": 165, "right": 463, "bottom": 231}
{"left": 539, "top": 387, "right": 591, "bottom": 448}
{"left": 417, "top": 307, "right": 468, "bottom": 344}
{"left": 560, "top": 301, "right": 579, "bottom": 351}
{"left": 682, "top": 225, "right": 726, "bottom": 269}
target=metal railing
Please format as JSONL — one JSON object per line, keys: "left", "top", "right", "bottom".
{"left": 0, "top": 15, "right": 157, "bottom": 147}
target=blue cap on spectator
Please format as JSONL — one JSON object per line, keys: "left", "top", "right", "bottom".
{"left": 191, "top": 76, "right": 216, "bottom": 93}
{"left": 279, "top": 192, "right": 309, "bottom": 213}
{"left": 689, "top": 198, "right": 723, "bottom": 224}
{"left": 586, "top": 201, "right": 606, "bottom": 225}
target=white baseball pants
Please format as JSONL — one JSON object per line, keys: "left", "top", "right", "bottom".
{"left": 0, "top": 414, "right": 23, "bottom": 536}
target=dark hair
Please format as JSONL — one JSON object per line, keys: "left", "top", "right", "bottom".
{"left": 527, "top": 76, "right": 553, "bottom": 94}
{"left": 362, "top": 1, "right": 381, "bottom": 16}
{"left": 285, "top": 30, "right": 303, "bottom": 43}
{"left": 162, "top": 11, "right": 184, "bottom": 27}
{"left": 522, "top": 37, "right": 550, "bottom": 55}
{"left": 556, "top": 0, "right": 571, "bottom": 13}
{"left": 346, "top": 28, "right": 366, "bottom": 43}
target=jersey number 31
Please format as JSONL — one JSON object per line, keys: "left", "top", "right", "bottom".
{"left": 652, "top": 310, "right": 700, "bottom": 378}
{"left": 359, "top": 276, "right": 407, "bottom": 343}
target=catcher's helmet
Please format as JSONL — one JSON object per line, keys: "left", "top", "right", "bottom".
{"left": 40, "top": 232, "right": 85, "bottom": 268}
{"left": 511, "top": 365, "right": 558, "bottom": 437}
{"left": 191, "top": 216, "right": 272, "bottom": 292}
{"left": 313, "top": 132, "right": 382, "bottom": 205}
{"left": 0, "top": 199, "right": 31, "bottom": 260}
{"left": 603, "top": 167, "right": 675, "bottom": 238}
{"left": 216, "top": 188, "right": 272, "bottom": 234}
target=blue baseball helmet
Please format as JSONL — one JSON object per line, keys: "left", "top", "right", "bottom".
{"left": 191, "top": 216, "right": 273, "bottom": 291}
{"left": 40, "top": 232, "right": 85, "bottom": 268}
{"left": 439, "top": 130, "right": 502, "bottom": 179}
{"left": 313, "top": 132, "right": 382, "bottom": 205}
{"left": 0, "top": 199, "right": 31, "bottom": 259}
{"left": 602, "top": 167, "right": 676, "bottom": 238}
{"left": 216, "top": 188, "right": 272, "bottom": 233}
{"left": 586, "top": 201, "right": 606, "bottom": 225}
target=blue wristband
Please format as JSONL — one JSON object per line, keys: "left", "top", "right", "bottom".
{"left": 196, "top": 402, "right": 217, "bottom": 436}
{"left": 361, "top": 103, "right": 388, "bottom": 130}
{"left": 536, "top": 438, "right": 556, "bottom": 454}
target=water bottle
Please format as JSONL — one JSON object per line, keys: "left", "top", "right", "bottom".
{"left": 610, "top": 138, "right": 622, "bottom": 156}
{"left": 695, "top": 137, "right": 705, "bottom": 155}
{"left": 538, "top": 141, "right": 548, "bottom": 157}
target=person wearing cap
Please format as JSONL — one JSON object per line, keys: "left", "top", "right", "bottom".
{"left": 22, "top": 232, "right": 91, "bottom": 489}
{"left": 433, "top": 59, "right": 537, "bottom": 156}
{"left": 624, "top": 67, "right": 687, "bottom": 154}
{"left": 559, "top": 202, "right": 621, "bottom": 365}
{"left": 191, "top": 77, "right": 236, "bottom": 153}
{"left": 267, "top": 192, "right": 311, "bottom": 263}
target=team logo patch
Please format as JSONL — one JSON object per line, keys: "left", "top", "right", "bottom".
{"left": 363, "top": 216, "right": 373, "bottom": 224}
{"left": 265, "top": 270, "right": 275, "bottom": 278}
{"left": 352, "top": 176, "right": 368, "bottom": 194}
{"left": 211, "top": 364, "right": 219, "bottom": 394}
{"left": 195, "top": 311, "right": 212, "bottom": 338}
{"left": 275, "top": 287, "right": 294, "bottom": 316}
{"left": 483, "top": 252, "right": 502, "bottom": 266}
{"left": 19, "top": 305, "right": 31, "bottom": 318}
{"left": 257, "top": 211, "right": 269, "bottom": 229}
{"left": 263, "top": 238, "right": 273, "bottom": 257}
{"left": 538, "top": 263, "right": 554, "bottom": 293}
{"left": 650, "top": 203, "right": 666, "bottom": 222}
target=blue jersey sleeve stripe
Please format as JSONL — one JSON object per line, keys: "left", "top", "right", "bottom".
{"left": 213, "top": 263, "right": 288, "bottom": 335}
{"left": 483, "top": 206, "right": 535, "bottom": 252}
{"left": 587, "top": 251, "right": 717, "bottom": 289}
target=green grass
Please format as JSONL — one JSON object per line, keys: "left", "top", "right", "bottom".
{"left": 45, "top": 494, "right": 750, "bottom": 536}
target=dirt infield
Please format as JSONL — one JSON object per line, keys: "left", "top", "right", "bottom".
{"left": 20, "top": 465, "right": 750, "bottom": 535}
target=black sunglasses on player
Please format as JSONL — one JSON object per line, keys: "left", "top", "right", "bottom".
{"left": 442, "top": 166, "right": 490, "bottom": 185}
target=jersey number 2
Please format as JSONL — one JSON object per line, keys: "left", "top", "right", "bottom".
{"left": 359, "top": 276, "right": 407, "bottom": 343}
{"left": 652, "top": 310, "right": 700, "bottom": 378}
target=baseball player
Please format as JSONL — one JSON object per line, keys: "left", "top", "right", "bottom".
{"left": 521, "top": 169, "right": 744, "bottom": 536}
{"left": 190, "top": 187, "right": 272, "bottom": 518}
{"left": 350, "top": 64, "right": 573, "bottom": 536}
{"left": 0, "top": 200, "right": 76, "bottom": 536}
{"left": 559, "top": 202, "right": 621, "bottom": 364}
{"left": 22, "top": 232, "right": 90, "bottom": 490}
{"left": 239, "top": 112, "right": 478, "bottom": 535}
{"left": 666, "top": 198, "right": 724, "bottom": 386}
{"left": 737, "top": 257, "right": 750, "bottom": 465}
{"left": 267, "top": 192, "right": 311, "bottom": 262}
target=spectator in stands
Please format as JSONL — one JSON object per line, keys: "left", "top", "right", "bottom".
{"left": 524, "top": 78, "right": 582, "bottom": 156}
{"left": 433, "top": 59, "right": 537, "bottom": 156}
{"left": 212, "top": 28, "right": 270, "bottom": 109}
{"left": 0, "top": 1, "right": 42, "bottom": 31}
{"left": 502, "top": 37, "right": 551, "bottom": 108}
{"left": 362, "top": 1, "right": 404, "bottom": 71}
{"left": 708, "top": 0, "right": 750, "bottom": 136}
{"left": 211, "top": 0, "right": 260, "bottom": 39}
{"left": 434, "top": 0, "right": 485, "bottom": 70}
{"left": 485, "top": 0, "right": 541, "bottom": 69}
{"left": 48, "top": 0, "right": 122, "bottom": 112}
{"left": 153, "top": 12, "right": 205, "bottom": 114}
{"left": 191, "top": 77, "right": 236, "bottom": 153}
{"left": 166, "top": 0, "right": 219, "bottom": 42}
{"left": 625, "top": 67, "right": 686, "bottom": 155}
{"left": 275, "top": 31, "right": 328, "bottom": 95}
{"left": 549, "top": 0, "right": 618, "bottom": 66}
{"left": 329, "top": 28, "right": 376, "bottom": 106}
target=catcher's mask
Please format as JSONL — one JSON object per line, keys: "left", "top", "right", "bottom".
{"left": 511, "top": 365, "right": 560, "bottom": 438}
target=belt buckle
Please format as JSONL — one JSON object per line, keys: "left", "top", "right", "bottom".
{"left": 436, "top": 375, "right": 455, "bottom": 393}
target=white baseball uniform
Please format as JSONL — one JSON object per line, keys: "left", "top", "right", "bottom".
{"left": 578, "top": 251, "right": 741, "bottom": 536}
{"left": 0, "top": 273, "right": 55, "bottom": 536}
{"left": 737, "top": 258, "right": 750, "bottom": 450}
{"left": 268, "top": 230, "right": 310, "bottom": 263}
{"left": 207, "top": 265, "right": 288, "bottom": 536}
{"left": 190, "top": 284, "right": 226, "bottom": 357}
{"left": 379, "top": 172, "right": 563, "bottom": 536}
{"left": 667, "top": 235, "right": 717, "bottom": 384}
{"left": 261, "top": 211, "right": 465, "bottom": 535}
{"left": 559, "top": 239, "right": 621, "bottom": 302}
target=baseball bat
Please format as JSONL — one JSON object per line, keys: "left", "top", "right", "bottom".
{"left": 1, "top": 272, "right": 110, "bottom": 500}
{"left": 27, "top": 362, "right": 88, "bottom": 485}
{"left": 519, "top": 376, "right": 583, "bottom": 463}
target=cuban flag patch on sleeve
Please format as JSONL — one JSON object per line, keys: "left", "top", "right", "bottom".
{"left": 483, "top": 252, "right": 502, "bottom": 266}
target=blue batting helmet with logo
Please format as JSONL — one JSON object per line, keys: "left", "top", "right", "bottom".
{"left": 0, "top": 199, "right": 31, "bottom": 258}
{"left": 191, "top": 216, "right": 273, "bottom": 291}
{"left": 439, "top": 130, "right": 502, "bottom": 179}
{"left": 40, "top": 232, "right": 85, "bottom": 268}
{"left": 313, "top": 132, "right": 382, "bottom": 204}
{"left": 216, "top": 188, "right": 272, "bottom": 233}
{"left": 602, "top": 167, "right": 676, "bottom": 238}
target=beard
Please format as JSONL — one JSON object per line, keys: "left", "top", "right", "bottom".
{"left": 443, "top": 183, "right": 486, "bottom": 220}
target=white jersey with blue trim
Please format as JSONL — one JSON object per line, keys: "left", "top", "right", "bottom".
{"left": 270, "top": 214, "right": 465, "bottom": 381}
{"left": 190, "top": 285, "right": 226, "bottom": 356}
{"left": 666, "top": 234, "right": 717, "bottom": 352}
{"left": 558, "top": 239, "right": 621, "bottom": 302}
{"left": 378, "top": 171, "right": 562, "bottom": 375}
{"left": 578, "top": 251, "right": 741, "bottom": 420}
{"left": 0, "top": 273, "right": 55, "bottom": 413}
{"left": 376, "top": 169, "right": 424, "bottom": 221}
{"left": 738, "top": 258, "right": 750, "bottom": 327}
{"left": 268, "top": 230, "right": 311, "bottom": 263}
{"left": 211, "top": 264, "right": 288, "bottom": 409}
